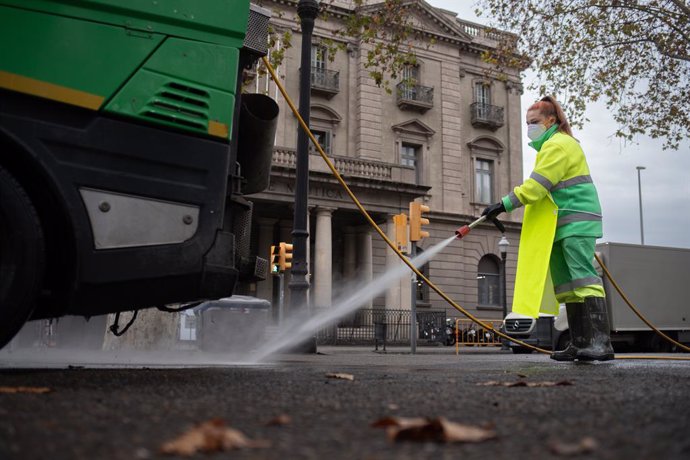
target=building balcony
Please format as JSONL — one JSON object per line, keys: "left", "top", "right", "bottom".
{"left": 310, "top": 67, "right": 340, "bottom": 99}
{"left": 272, "top": 147, "right": 419, "bottom": 185}
{"left": 470, "top": 102, "right": 505, "bottom": 130}
{"left": 396, "top": 82, "right": 434, "bottom": 113}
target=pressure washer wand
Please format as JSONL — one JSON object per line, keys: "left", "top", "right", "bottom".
{"left": 455, "top": 215, "right": 505, "bottom": 239}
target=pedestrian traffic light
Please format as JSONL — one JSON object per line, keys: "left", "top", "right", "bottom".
{"left": 409, "top": 202, "right": 430, "bottom": 241}
{"left": 393, "top": 213, "right": 408, "bottom": 252}
{"left": 270, "top": 245, "right": 280, "bottom": 274}
{"left": 278, "top": 242, "right": 293, "bottom": 272}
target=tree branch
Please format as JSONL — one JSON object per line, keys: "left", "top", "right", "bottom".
{"left": 668, "top": 0, "right": 690, "bottom": 18}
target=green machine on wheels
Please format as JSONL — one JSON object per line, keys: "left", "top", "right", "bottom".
{"left": 0, "top": 1, "right": 278, "bottom": 347}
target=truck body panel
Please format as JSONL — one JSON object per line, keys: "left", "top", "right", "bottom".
{"left": 598, "top": 242, "right": 690, "bottom": 332}
{"left": 0, "top": 1, "right": 244, "bottom": 139}
{"left": 0, "top": 0, "right": 248, "bottom": 47}
{"left": 0, "top": 1, "right": 276, "bottom": 347}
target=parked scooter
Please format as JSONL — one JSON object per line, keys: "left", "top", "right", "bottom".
{"left": 444, "top": 318, "right": 456, "bottom": 346}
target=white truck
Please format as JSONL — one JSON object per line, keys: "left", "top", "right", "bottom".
{"left": 503, "top": 242, "right": 690, "bottom": 353}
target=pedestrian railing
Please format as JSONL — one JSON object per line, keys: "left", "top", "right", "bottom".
{"left": 454, "top": 318, "right": 503, "bottom": 354}
{"left": 315, "top": 308, "right": 447, "bottom": 346}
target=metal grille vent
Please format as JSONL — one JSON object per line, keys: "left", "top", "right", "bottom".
{"left": 244, "top": 4, "right": 271, "bottom": 57}
{"left": 141, "top": 82, "right": 210, "bottom": 132}
{"left": 506, "top": 319, "right": 534, "bottom": 333}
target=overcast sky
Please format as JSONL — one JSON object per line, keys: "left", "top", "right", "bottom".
{"left": 427, "top": 0, "right": 690, "bottom": 249}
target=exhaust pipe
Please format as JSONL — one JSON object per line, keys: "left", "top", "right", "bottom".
{"left": 236, "top": 93, "right": 279, "bottom": 195}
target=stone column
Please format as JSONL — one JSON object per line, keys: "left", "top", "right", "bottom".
{"left": 358, "top": 226, "right": 373, "bottom": 309}
{"left": 313, "top": 207, "right": 335, "bottom": 309}
{"left": 256, "top": 218, "right": 277, "bottom": 305}
{"left": 384, "top": 218, "right": 399, "bottom": 309}
{"left": 343, "top": 227, "right": 357, "bottom": 281}
{"left": 384, "top": 217, "right": 410, "bottom": 310}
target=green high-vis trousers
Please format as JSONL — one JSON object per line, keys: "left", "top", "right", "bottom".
{"left": 550, "top": 236, "right": 605, "bottom": 304}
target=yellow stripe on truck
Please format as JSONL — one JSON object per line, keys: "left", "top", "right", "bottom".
{"left": 207, "top": 120, "right": 229, "bottom": 138}
{"left": 0, "top": 70, "right": 104, "bottom": 110}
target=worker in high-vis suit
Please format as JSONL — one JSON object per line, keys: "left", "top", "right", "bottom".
{"left": 483, "top": 95, "right": 614, "bottom": 361}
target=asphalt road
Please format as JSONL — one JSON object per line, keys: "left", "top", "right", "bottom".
{"left": 1, "top": 347, "right": 689, "bottom": 460}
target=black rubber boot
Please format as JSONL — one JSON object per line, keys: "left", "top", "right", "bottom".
{"left": 576, "top": 296, "right": 615, "bottom": 361}
{"left": 551, "top": 303, "right": 585, "bottom": 361}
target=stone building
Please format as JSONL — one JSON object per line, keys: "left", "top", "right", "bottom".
{"left": 245, "top": 0, "right": 526, "bottom": 324}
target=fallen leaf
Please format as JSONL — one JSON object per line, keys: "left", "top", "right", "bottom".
{"left": 527, "top": 381, "right": 573, "bottom": 387}
{"left": 265, "top": 414, "right": 291, "bottom": 426}
{"left": 0, "top": 386, "right": 51, "bottom": 394}
{"left": 549, "top": 436, "right": 598, "bottom": 456}
{"left": 476, "top": 380, "right": 573, "bottom": 387}
{"left": 325, "top": 373, "right": 354, "bottom": 381}
{"left": 371, "top": 416, "right": 428, "bottom": 429}
{"left": 372, "top": 417, "right": 497, "bottom": 444}
{"left": 160, "top": 419, "right": 270, "bottom": 456}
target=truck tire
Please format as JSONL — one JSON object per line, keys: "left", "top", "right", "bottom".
{"left": 0, "top": 165, "right": 45, "bottom": 348}
{"left": 511, "top": 345, "right": 534, "bottom": 354}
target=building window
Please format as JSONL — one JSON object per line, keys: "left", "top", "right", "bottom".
{"left": 475, "top": 159, "right": 493, "bottom": 203}
{"left": 400, "top": 142, "right": 421, "bottom": 183}
{"left": 477, "top": 256, "right": 500, "bottom": 306}
{"left": 474, "top": 82, "right": 491, "bottom": 105}
{"left": 399, "top": 64, "right": 420, "bottom": 98}
{"left": 310, "top": 129, "right": 331, "bottom": 155}
{"left": 311, "top": 45, "right": 326, "bottom": 71}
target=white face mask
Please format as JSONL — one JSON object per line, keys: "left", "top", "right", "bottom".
{"left": 527, "top": 123, "right": 547, "bottom": 141}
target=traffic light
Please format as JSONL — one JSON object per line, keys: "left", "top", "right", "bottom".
{"left": 278, "top": 242, "right": 293, "bottom": 272}
{"left": 270, "top": 245, "right": 280, "bottom": 274}
{"left": 393, "top": 213, "right": 408, "bottom": 252}
{"left": 409, "top": 202, "right": 430, "bottom": 241}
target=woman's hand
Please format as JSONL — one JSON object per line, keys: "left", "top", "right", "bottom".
{"left": 482, "top": 202, "right": 505, "bottom": 219}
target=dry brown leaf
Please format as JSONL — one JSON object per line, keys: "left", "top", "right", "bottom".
{"left": 160, "top": 418, "right": 270, "bottom": 456}
{"left": 435, "top": 418, "right": 497, "bottom": 443}
{"left": 325, "top": 372, "right": 355, "bottom": 381}
{"left": 549, "top": 436, "right": 598, "bottom": 456}
{"left": 0, "top": 386, "right": 51, "bottom": 394}
{"left": 371, "top": 416, "right": 428, "bottom": 429}
{"left": 526, "top": 380, "right": 573, "bottom": 387}
{"left": 265, "top": 414, "right": 292, "bottom": 426}
{"left": 477, "top": 380, "right": 573, "bottom": 387}
{"left": 372, "top": 417, "right": 497, "bottom": 444}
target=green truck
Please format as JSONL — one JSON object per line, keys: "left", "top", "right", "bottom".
{"left": 0, "top": 1, "right": 278, "bottom": 347}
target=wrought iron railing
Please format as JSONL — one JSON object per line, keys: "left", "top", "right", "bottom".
{"left": 396, "top": 81, "right": 434, "bottom": 107}
{"left": 470, "top": 102, "right": 505, "bottom": 129}
{"left": 311, "top": 67, "right": 339, "bottom": 93}
{"left": 315, "top": 308, "right": 447, "bottom": 345}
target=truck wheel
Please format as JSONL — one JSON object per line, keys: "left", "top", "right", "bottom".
{"left": 511, "top": 346, "right": 534, "bottom": 354}
{"left": 0, "top": 166, "right": 45, "bottom": 348}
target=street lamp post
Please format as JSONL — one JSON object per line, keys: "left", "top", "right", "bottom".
{"left": 289, "top": 0, "right": 319, "bottom": 352}
{"left": 636, "top": 166, "right": 646, "bottom": 245}
{"left": 497, "top": 235, "right": 510, "bottom": 350}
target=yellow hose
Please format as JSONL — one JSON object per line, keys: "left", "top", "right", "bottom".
{"left": 261, "top": 56, "right": 689, "bottom": 362}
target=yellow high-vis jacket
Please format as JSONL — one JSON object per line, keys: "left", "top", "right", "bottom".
{"left": 503, "top": 129, "right": 603, "bottom": 318}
